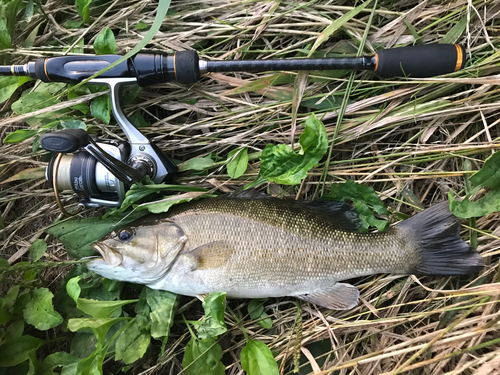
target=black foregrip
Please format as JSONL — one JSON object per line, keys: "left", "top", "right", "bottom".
{"left": 374, "top": 44, "right": 466, "bottom": 78}
{"left": 34, "top": 55, "right": 133, "bottom": 84}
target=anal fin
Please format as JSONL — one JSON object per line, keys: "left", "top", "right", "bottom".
{"left": 296, "top": 283, "right": 360, "bottom": 310}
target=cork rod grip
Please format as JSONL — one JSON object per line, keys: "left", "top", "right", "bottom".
{"left": 374, "top": 44, "right": 466, "bottom": 78}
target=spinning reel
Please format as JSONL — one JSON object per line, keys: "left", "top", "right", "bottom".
{"left": 40, "top": 78, "right": 178, "bottom": 215}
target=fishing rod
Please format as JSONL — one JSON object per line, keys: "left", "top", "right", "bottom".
{"left": 0, "top": 44, "right": 466, "bottom": 215}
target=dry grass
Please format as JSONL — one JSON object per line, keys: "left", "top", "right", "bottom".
{"left": 1, "top": 0, "right": 499, "bottom": 374}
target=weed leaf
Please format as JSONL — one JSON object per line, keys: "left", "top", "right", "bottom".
{"left": 146, "top": 288, "right": 178, "bottom": 340}
{"left": 91, "top": 94, "right": 111, "bottom": 124}
{"left": 259, "top": 114, "right": 328, "bottom": 185}
{"left": 46, "top": 210, "right": 147, "bottom": 258}
{"left": 94, "top": 27, "right": 117, "bottom": 55}
{"left": 227, "top": 148, "right": 249, "bottom": 178}
{"left": 248, "top": 299, "right": 272, "bottom": 329}
{"left": 179, "top": 156, "right": 215, "bottom": 172}
{"left": 3, "top": 129, "right": 37, "bottom": 143}
{"left": 0, "top": 76, "right": 30, "bottom": 103}
{"left": 75, "top": 0, "right": 92, "bottom": 23}
{"left": 323, "top": 180, "right": 389, "bottom": 232}
{"left": 182, "top": 337, "right": 225, "bottom": 375}
{"left": 196, "top": 292, "right": 227, "bottom": 340}
{"left": 115, "top": 318, "right": 151, "bottom": 364}
{"left": 23, "top": 288, "right": 63, "bottom": 330}
{"left": 241, "top": 339, "right": 279, "bottom": 375}
{"left": 449, "top": 151, "right": 500, "bottom": 218}
{"left": 0, "top": 335, "right": 44, "bottom": 367}
{"left": 29, "top": 239, "right": 47, "bottom": 262}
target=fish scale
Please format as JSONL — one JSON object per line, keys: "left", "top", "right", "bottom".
{"left": 89, "top": 196, "right": 483, "bottom": 310}
{"left": 159, "top": 198, "right": 418, "bottom": 296}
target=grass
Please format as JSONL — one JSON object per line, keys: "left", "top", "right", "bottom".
{"left": 1, "top": 0, "right": 500, "bottom": 374}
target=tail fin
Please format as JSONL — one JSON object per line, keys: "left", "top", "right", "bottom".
{"left": 397, "top": 202, "right": 484, "bottom": 276}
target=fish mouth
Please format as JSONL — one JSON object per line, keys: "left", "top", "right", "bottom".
{"left": 91, "top": 242, "right": 123, "bottom": 267}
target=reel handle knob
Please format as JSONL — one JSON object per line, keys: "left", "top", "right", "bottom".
{"left": 41, "top": 129, "right": 90, "bottom": 153}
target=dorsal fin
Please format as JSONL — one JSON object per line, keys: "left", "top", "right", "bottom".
{"left": 222, "top": 189, "right": 270, "bottom": 199}
{"left": 291, "top": 200, "right": 361, "bottom": 231}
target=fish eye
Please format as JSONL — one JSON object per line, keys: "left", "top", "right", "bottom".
{"left": 118, "top": 230, "right": 133, "bottom": 242}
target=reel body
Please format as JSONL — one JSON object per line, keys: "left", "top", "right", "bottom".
{"left": 41, "top": 78, "right": 178, "bottom": 214}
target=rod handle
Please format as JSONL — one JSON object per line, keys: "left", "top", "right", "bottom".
{"left": 374, "top": 44, "right": 466, "bottom": 78}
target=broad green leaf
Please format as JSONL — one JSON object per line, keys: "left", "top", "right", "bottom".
{"left": 0, "top": 299, "right": 12, "bottom": 324}
{"left": 136, "top": 191, "right": 212, "bottom": 214}
{"left": 106, "top": 177, "right": 207, "bottom": 216}
{"left": 22, "top": 21, "right": 41, "bottom": 48}
{"left": 65, "top": 20, "right": 83, "bottom": 29}
{"left": 323, "top": 180, "right": 388, "bottom": 232}
{"left": 5, "top": 320, "right": 24, "bottom": 341}
{"left": 35, "top": 82, "right": 66, "bottom": 95}
{"left": 309, "top": 0, "right": 372, "bottom": 56}
{"left": 449, "top": 151, "right": 500, "bottom": 218}
{"left": 4, "top": 285, "right": 20, "bottom": 309}
{"left": 23, "top": 288, "right": 63, "bottom": 330}
{"left": 29, "top": 239, "right": 47, "bottom": 262}
{"left": 75, "top": 0, "right": 92, "bottom": 23}
{"left": 60, "top": 119, "right": 86, "bottom": 130}
{"left": 248, "top": 299, "right": 272, "bottom": 329}
{"left": 129, "top": 111, "right": 150, "bottom": 128}
{"left": 0, "top": 76, "right": 30, "bottom": 103}
{"left": 0, "top": 335, "right": 44, "bottom": 367}
{"left": 93, "top": 27, "right": 117, "bottom": 55}
{"left": 39, "top": 351, "right": 80, "bottom": 375}
{"left": 442, "top": 16, "right": 467, "bottom": 44}
{"left": 179, "top": 156, "right": 215, "bottom": 172}
{"left": 67, "top": 317, "right": 126, "bottom": 345}
{"left": 469, "top": 151, "right": 500, "bottom": 194}
{"left": 135, "top": 21, "right": 150, "bottom": 30}
{"left": 76, "top": 351, "right": 104, "bottom": 375}
{"left": 91, "top": 94, "right": 111, "bottom": 124}
{"left": 259, "top": 114, "right": 328, "bottom": 185}
{"left": 449, "top": 189, "right": 500, "bottom": 219}
{"left": 115, "top": 319, "right": 151, "bottom": 364}
{"left": 241, "top": 339, "right": 279, "bottom": 375}
{"left": 3, "top": 129, "right": 37, "bottom": 143}
{"left": 46, "top": 210, "right": 147, "bottom": 258}
{"left": 0, "top": 3, "right": 12, "bottom": 50}
{"left": 227, "top": 148, "right": 249, "bottom": 178}
{"left": 76, "top": 298, "right": 138, "bottom": 319}
{"left": 146, "top": 288, "right": 178, "bottom": 340}
{"left": 182, "top": 337, "right": 225, "bottom": 375}
{"left": 196, "top": 292, "right": 227, "bottom": 340}
{"left": 11, "top": 92, "right": 60, "bottom": 114}
{"left": 134, "top": 289, "right": 151, "bottom": 330}
{"left": 67, "top": 277, "right": 138, "bottom": 319}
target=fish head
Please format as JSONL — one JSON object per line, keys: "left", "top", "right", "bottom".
{"left": 88, "top": 217, "right": 187, "bottom": 284}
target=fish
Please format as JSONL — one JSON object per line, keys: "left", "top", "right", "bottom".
{"left": 88, "top": 192, "right": 484, "bottom": 310}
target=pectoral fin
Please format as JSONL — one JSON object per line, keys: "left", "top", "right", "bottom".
{"left": 182, "top": 241, "right": 235, "bottom": 271}
{"left": 296, "top": 283, "right": 360, "bottom": 310}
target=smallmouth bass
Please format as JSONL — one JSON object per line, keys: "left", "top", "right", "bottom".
{"left": 88, "top": 194, "right": 483, "bottom": 310}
